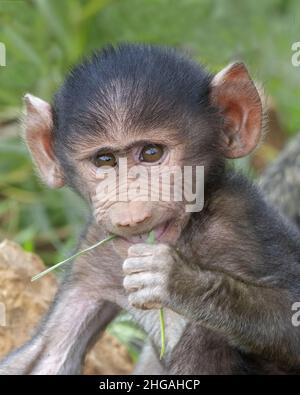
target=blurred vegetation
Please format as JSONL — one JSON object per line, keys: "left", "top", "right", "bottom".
{"left": 0, "top": 0, "right": 299, "bottom": 358}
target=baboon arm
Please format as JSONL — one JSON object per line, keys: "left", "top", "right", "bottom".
{"left": 0, "top": 284, "right": 120, "bottom": 375}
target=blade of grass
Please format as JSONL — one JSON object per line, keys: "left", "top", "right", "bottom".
{"left": 147, "top": 230, "right": 166, "bottom": 359}
{"left": 31, "top": 234, "right": 116, "bottom": 281}
{"left": 33, "top": 0, "right": 69, "bottom": 50}
{"left": 81, "top": 0, "right": 110, "bottom": 21}
{"left": 159, "top": 308, "right": 166, "bottom": 359}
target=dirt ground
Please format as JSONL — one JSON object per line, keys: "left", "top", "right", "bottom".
{"left": 0, "top": 239, "right": 133, "bottom": 374}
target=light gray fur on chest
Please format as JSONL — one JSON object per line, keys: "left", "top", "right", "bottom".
{"left": 125, "top": 303, "right": 188, "bottom": 356}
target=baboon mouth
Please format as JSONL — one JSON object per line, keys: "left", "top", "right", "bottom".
{"left": 123, "top": 221, "right": 170, "bottom": 244}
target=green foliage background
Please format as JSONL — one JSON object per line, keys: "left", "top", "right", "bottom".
{"left": 1, "top": 0, "right": 300, "bottom": 131}
{"left": 0, "top": 0, "right": 299, "bottom": 359}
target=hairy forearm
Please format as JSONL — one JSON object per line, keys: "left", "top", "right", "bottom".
{"left": 169, "top": 266, "right": 300, "bottom": 365}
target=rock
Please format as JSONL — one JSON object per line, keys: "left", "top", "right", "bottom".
{"left": 0, "top": 240, "right": 133, "bottom": 374}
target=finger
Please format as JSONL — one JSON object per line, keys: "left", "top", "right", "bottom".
{"left": 123, "top": 256, "right": 153, "bottom": 275}
{"left": 123, "top": 272, "right": 163, "bottom": 292}
{"left": 128, "top": 243, "right": 155, "bottom": 257}
{"left": 128, "top": 287, "right": 163, "bottom": 310}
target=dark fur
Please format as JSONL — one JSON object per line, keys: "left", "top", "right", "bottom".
{"left": 52, "top": 44, "right": 223, "bottom": 189}
{"left": 53, "top": 44, "right": 213, "bottom": 142}
{"left": 168, "top": 171, "right": 300, "bottom": 373}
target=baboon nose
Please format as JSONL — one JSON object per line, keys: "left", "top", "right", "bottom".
{"left": 116, "top": 212, "right": 151, "bottom": 227}
{"left": 110, "top": 202, "right": 152, "bottom": 228}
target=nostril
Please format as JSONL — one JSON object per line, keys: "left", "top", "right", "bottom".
{"left": 116, "top": 220, "right": 131, "bottom": 227}
{"left": 116, "top": 214, "right": 151, "bottom": 227}
{"left": 135, "top": 215, "right": 151, "bottom": 224}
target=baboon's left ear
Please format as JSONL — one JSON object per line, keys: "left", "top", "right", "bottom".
{"left": 210, "top": 62, "right": 262, "bottom": 159}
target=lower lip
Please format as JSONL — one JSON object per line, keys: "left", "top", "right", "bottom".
{"left": 121, "top": 221, "right": 170, "bottom": 244}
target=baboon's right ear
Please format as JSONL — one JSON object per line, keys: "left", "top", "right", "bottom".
{"left": 210, "top": 63, "right": 262, "bottom": 159}
{"left": 23, "top": 94, "right": 65, "bottom": 188}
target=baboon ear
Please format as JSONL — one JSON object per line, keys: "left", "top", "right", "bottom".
{"left": 210, "top": 63, "right": 262, "bottom": 159}
{"left": 23, "top": 94, "right": 65, "bottom": 188}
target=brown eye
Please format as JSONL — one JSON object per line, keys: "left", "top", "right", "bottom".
{"left": 139, "top": 144, "right": 164, "bottom": 163}
{"left": 92, "top": 152, "right": 117, "bottom": 168}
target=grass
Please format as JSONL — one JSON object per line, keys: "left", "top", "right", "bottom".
{"left": 31, "top": 234, "right": 116, "bottom": 281}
